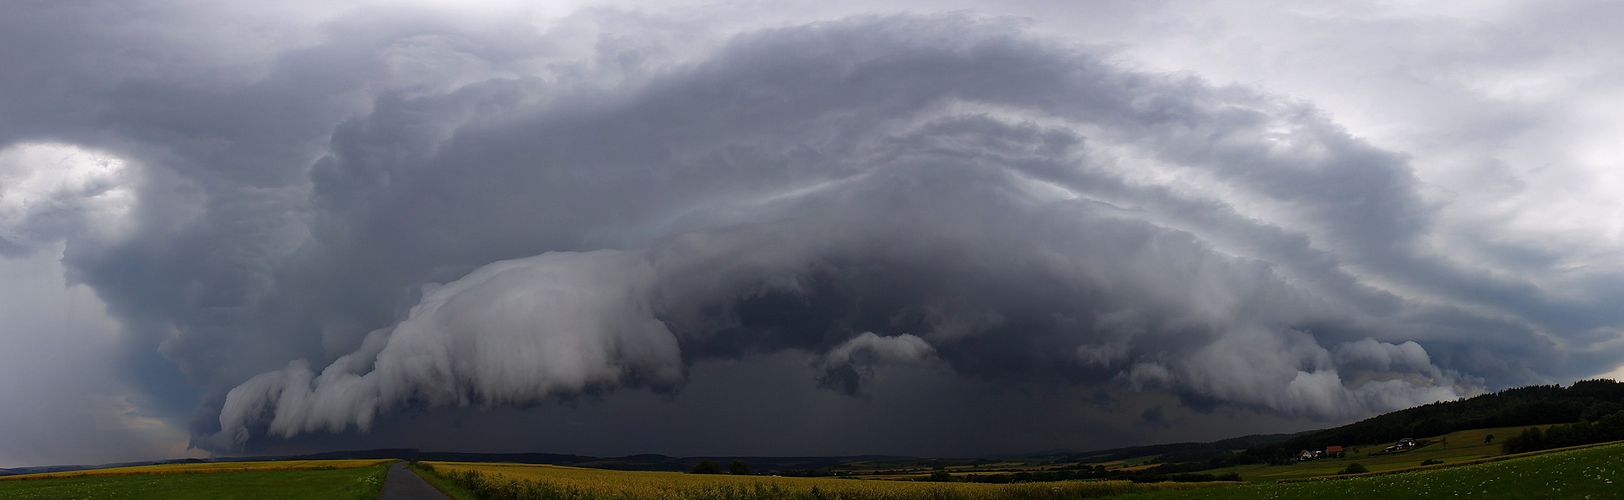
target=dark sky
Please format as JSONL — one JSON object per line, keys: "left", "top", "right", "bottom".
{"left": 4, "top": 0, "right": 1624, "bottom": 468}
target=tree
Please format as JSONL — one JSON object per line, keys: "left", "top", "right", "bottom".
{"left": 730, "top": 460, "right": 752, "bottom": 475}
{"left": 1338, "top": 463, "right": 1369, "bottom": 475}
{"left": 1484, "top": 434, "right": 1494, "bottom": 444}
{"left": 692, "top": 461, "right": 722, "bottom": 474}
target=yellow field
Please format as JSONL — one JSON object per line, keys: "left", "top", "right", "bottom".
{"left": 423, "top": 462, "right": 1229, "bottom": 500}
{"left": 0, "top": 459, "right": 392, "bottom": 481}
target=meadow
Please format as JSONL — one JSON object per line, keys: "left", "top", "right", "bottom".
{"left": 414, "top": 462, "right": 1232, "bottom": 500}
{"left": 1116, "top": 440, "right": 1624, "bottom": 499}
{"left": 0, "top": 460, "right": 390, "bottom": 500}
{"left": 1196, "top": 425, "right": 1558, "bottom": 482}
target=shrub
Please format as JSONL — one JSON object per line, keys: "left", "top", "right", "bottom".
{"left": 1420, "top": 459, "right": 1443, "bottom": 466}
{"left": 692, "top": 461, "right": 723, "bottom": 474}
{"left": 731, "top": 460, "right": 752, "bottom": 475}
{"left": 1338, "top": 463, "right": 1369, "bottom": 475}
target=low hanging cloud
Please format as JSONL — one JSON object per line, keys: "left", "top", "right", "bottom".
{"left": 204, "top": 250, "right": 681, "bottom": 449}
{"left": 5, "top": 1, "right": 1618, "bottom": 457}
{"left": 814, "top": 333, "right": 938, "bottom": 395}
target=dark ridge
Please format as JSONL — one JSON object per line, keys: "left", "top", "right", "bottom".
{"left": 1060, "top": 432, "right": 1304, "bottom": 463}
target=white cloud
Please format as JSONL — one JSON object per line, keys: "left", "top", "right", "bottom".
{"left": 0, "top": 143, "right": 136, "bottom": 251}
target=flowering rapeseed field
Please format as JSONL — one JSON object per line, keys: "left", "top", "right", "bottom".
{"left": 418, "top": 462, "right": 1229, "bottom": 500}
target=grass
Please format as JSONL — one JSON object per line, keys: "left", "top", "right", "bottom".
{"left": 410, "top": 464, "right": 484, "bottom": 500}
{"left": 1116, "top": 441, "right": 1624, "bottom": 499}
{"left": 1198, "top": 425, "right": 1558, "bottom": 482}
{"left": 0, "top": 462, "right": 390, "bottom": 500}
{"left": 0, "top": 459, "right": 392, "bottom": 481}
{"left": 415, "top": 462, "right": 1232, "bottom": 500}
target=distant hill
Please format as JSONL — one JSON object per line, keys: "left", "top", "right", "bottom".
{"left": 1061, "top": 432, "right": 1304, "bottom": 464}
{"left": 1231, "top": 379, "right": 1624, "bottom": 465}
{"left": 0, "top": 450, "right": 900, "bottom": 478}
{"left": 275, "top": 449, "right": 900, "bottom": 474}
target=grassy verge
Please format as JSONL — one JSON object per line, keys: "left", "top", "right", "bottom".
{"left": 0, "top": 462, "right": 389, "bottom": 500}
{"left": 410, "top": 462, "right": 482, "bottom": 500}
{"left": 414, "top": 462, "right": 1233, "bottom": 500}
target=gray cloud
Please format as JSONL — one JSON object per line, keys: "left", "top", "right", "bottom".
{"left": 202, "top": 14, "right": 1489, "bottom": 438}
{"left": 204, "top": 250, "right": 681, "bottom": 450}
{"left": 813, "top": 333, "right": 937, "bottom": 396}
{"left": 1, "top": 1, "right": 1621, "bottom": 462}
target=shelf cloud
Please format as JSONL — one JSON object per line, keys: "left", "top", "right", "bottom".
{"left": 3, "top": 0, "right": 1623, "bottom": 464}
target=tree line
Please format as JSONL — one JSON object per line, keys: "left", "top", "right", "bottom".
{"left": 1500, "top": 409, "right": 1624, "bottom": 454}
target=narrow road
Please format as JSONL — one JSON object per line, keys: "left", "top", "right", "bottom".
{"left": 379, "top": 462, "right": 452, "bottom": 500}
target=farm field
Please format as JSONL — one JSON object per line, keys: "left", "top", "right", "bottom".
{"left": 0, "top": 461, "right": 390, "bottom": 500}
{"left": 1200, "top": 425, "right": 1560, "bottom": 482}
{"left": 0, "top": 459, "right": 392, "bottom": 480}
{"left": 1116, "top": 441, "right": 1624, "bottom": 499}
{"left": 417, "top": 461, "right": 1232, "bottom": 500}
{"left": 842, "top": 458, "right": 1079, "bottom": 480}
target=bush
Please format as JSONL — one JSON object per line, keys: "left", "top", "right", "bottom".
{"left": 1420, "top": 459, "right": 1443, "bottom": 466}
{"left": 692, "top": 461, "right": 722, "bottom": 474}
{"left": 731, "top": 460, "right": 752, "bottom": 475}
{"left": 1338, "top": 463, "right": 1369, "bottom": 475}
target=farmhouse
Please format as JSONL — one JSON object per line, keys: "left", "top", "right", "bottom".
{"left": 1324, "top": 446, "right": 1344, "bottom": 458}
{"left": 1297, "top": 450, "right": 1315, "bottom": 461}
{"left": 1383, "top": 438, "right": 1417, "bottom": 453}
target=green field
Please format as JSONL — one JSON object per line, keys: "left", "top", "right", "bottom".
{"left": 1119, "top": 441, "right": 1624, "bottom": 499}
{"left": 0, "top": 461, "right": 389, "bottom": 500}
{"left": 1195, "top": 425, "right": 1557, "bottom": 482}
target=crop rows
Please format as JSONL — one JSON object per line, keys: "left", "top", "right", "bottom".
{"left": 416, "top": 462, "right": 1230, "bottom": 500}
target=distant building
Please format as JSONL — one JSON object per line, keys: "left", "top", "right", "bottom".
{"left": 1298, "top": 449, "right": 1315, "bottom": 461}
{"left": 1325, "top": 446, "right": 1345, "bottom": 458}
{"left": 1383, "top": 438, "right": 1418, "bottom": 453}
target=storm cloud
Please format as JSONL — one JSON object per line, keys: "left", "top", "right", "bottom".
{"left": 199, "top": 14, "right": 1488, "bottom": 447}
{"left": 4, "top": 0, "right": 1624, "bottom": 465}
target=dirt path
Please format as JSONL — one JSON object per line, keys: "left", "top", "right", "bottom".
{"left": 379, "top": 462, "right": 451, "bottom": 500}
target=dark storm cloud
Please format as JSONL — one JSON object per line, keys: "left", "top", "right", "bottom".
{"left": 2, "top": 2, "right": 1618, "bottom": 458}
{"left": 194, "top": 15, "right": 1498, "bottom": 448}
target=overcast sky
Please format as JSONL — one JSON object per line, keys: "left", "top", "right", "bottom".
{"left": 3, "top": 0, "right": 1624, "bottom": 468}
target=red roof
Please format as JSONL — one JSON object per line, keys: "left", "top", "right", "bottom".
{"left": 1326, "top": 446, "right": 1344, "bottom": 452}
